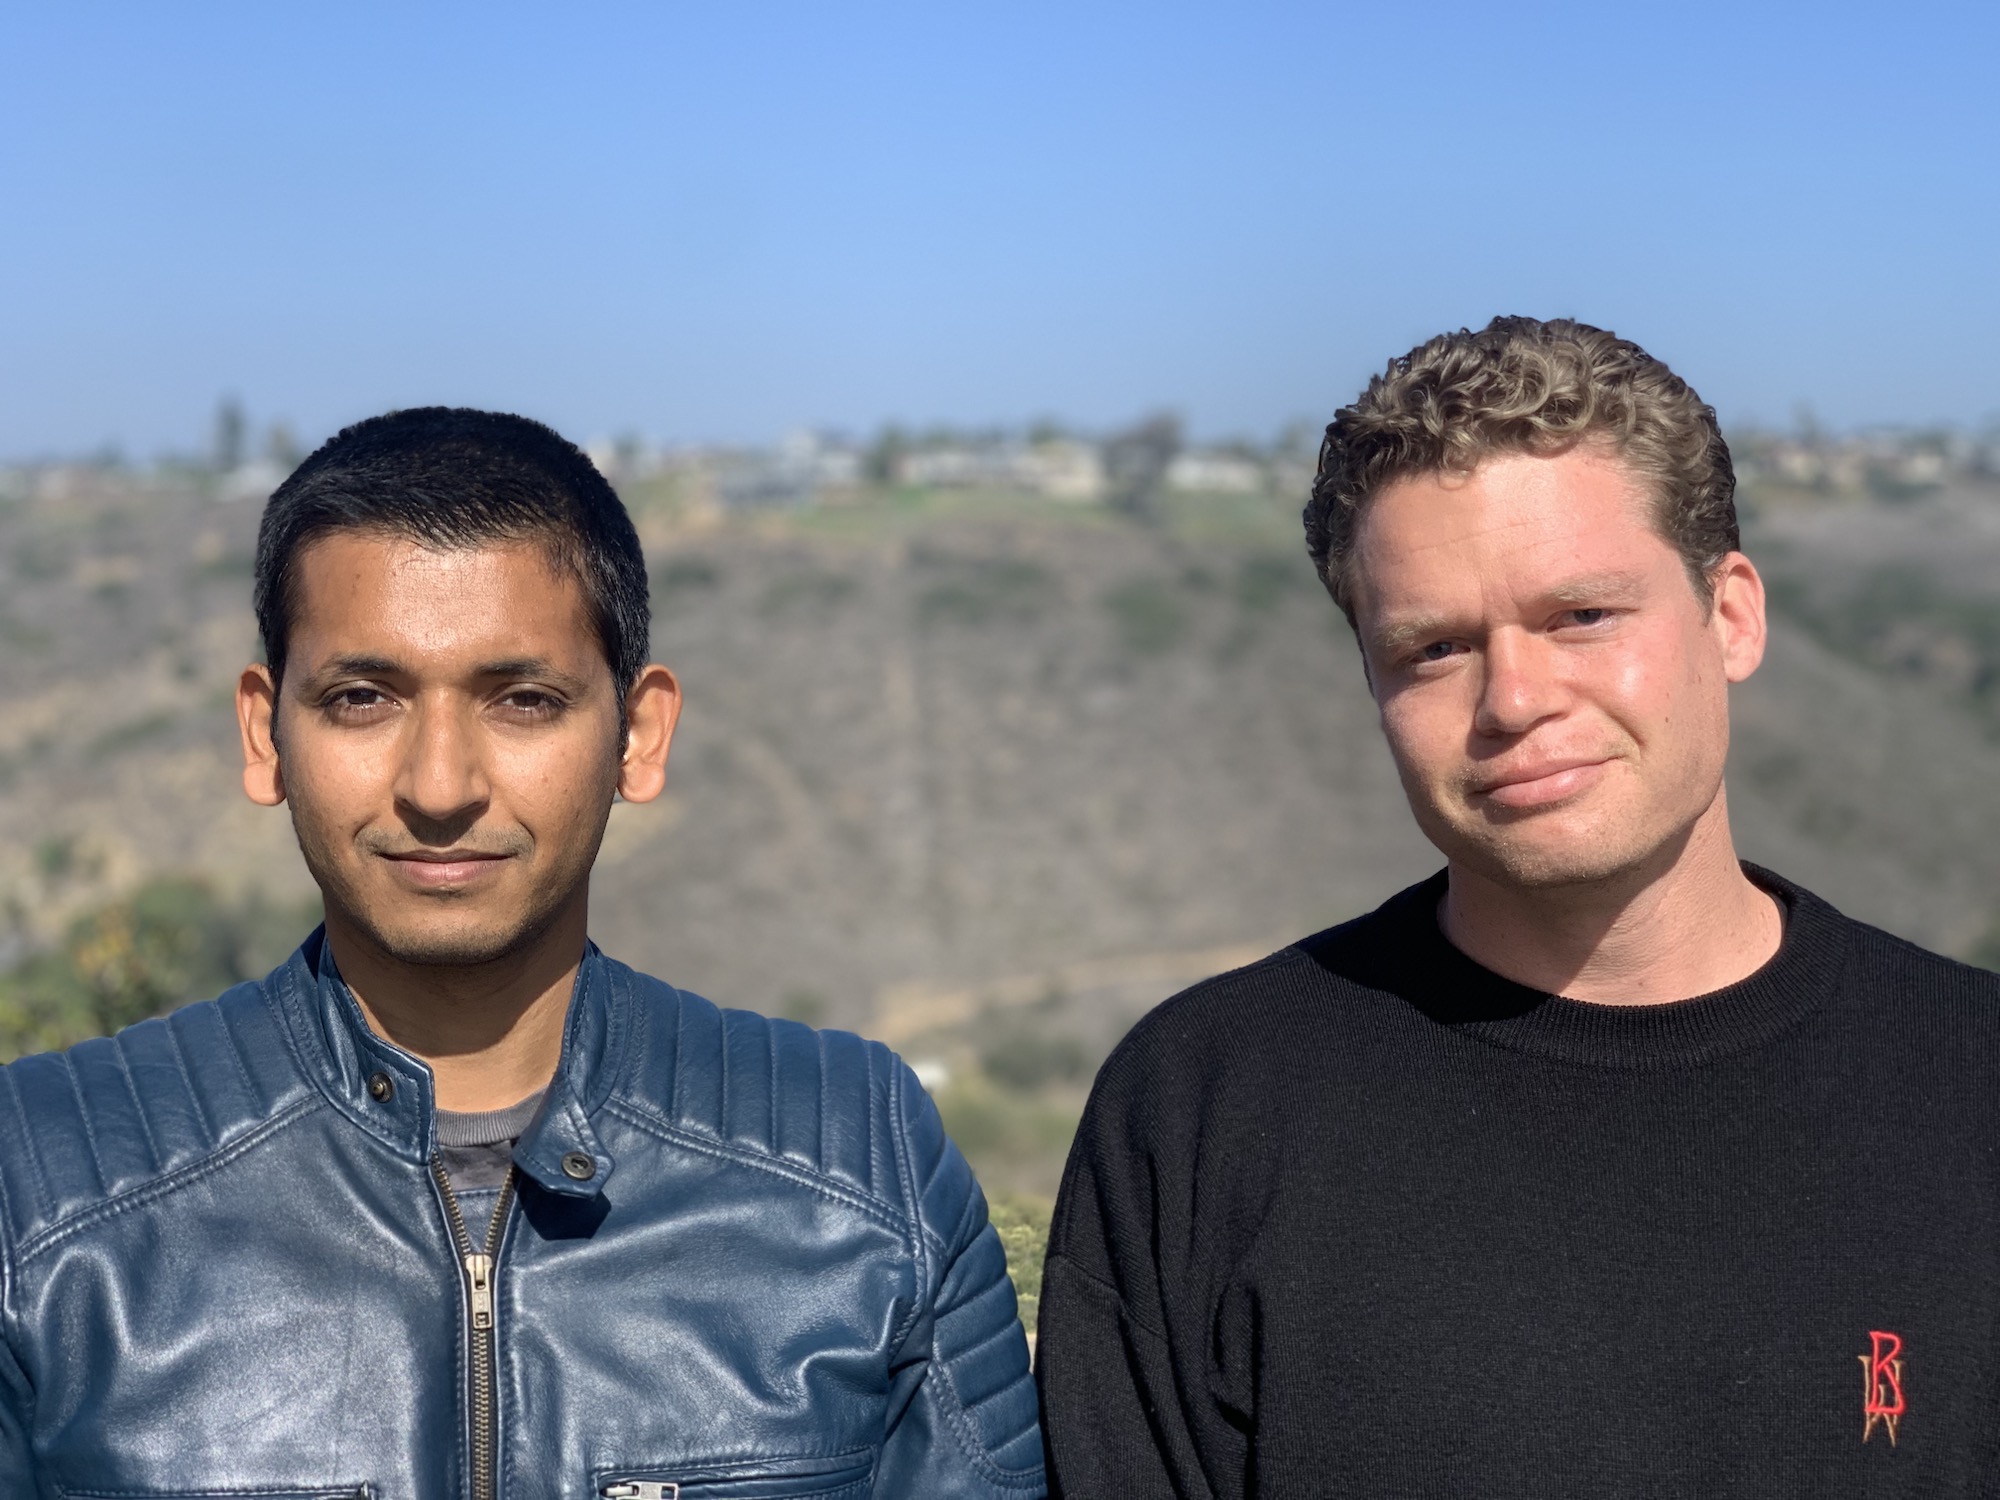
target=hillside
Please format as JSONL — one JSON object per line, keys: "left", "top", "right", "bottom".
{"left": 3, "top": 467, "right": 1998, "bottom": 1193}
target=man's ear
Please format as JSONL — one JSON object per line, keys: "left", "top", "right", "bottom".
{"left": 616, "top": 664, "right": 683, "bottom": 804}
{"left": 1710, "top": 552, "right": 1768, "bottom": 684}
{"left": 237, "top": 664, "right": 287, "bottom": 806}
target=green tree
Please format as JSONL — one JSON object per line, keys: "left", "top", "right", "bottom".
{"left": 0, "top": 878, "right": 318, "bottom": 1060}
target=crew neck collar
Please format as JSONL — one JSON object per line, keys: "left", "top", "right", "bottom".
{"left": 436, "top": 1090, "right": 548, "bottom": 1149}
{"left": 1360, "top": 863, "right": 1851, "bottom": 1071}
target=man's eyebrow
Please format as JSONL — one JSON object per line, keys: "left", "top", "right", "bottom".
{"left": 474, "top": 658, "right": 595, "bottom": 690}
{"left": 1371, "top": 615, "right": 1449, "bottom": 654}
{"left": 1368, "top": 570, "right": 1656, "bottom": 655}
{"left": 298, "top": 655, "right": 593, "bottom": 689}
{"left": 309, "top": 653, "right": 402, "bottom": 680}
{"left": 1543, "top": 569, "right": 1650, "bottom": 606}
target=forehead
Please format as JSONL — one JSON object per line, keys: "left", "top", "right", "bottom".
{"left": 1350, "top": 448, "right": 1675, "bottom": 618}
{"left": 286, "top": 531, "right": 599, "bottom": 666}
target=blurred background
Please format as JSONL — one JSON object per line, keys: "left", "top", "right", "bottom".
{"left": 4, "top": 2, "right": 1999, "bottom": 1317}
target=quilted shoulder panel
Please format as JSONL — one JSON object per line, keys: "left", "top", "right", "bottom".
{"left": 0, "top": 980, "right": 315, "bottom": 1252}
{"left": 604, "top": 961, "right": 1044, "bottom": 1483}
{"left": 897, "top": 1067, "right": 1044, "bottom": 1478}
{"left": 607, "top": 962, "right": 915, "bottom": 1218}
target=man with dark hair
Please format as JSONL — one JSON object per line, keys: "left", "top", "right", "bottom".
{"left": 1036, "top": 319, "right": 2000, "bottom": 1496}
{"left": 0, "top": 408, "right": 1045, "bottom": 1498}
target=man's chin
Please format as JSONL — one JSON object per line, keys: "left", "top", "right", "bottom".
{"left": 351, "top": 912, "right": 552, "bottom": 970}
{"left": 1437, "top": 815, "right": 1656, "bottom": 891}
{"left": 1475, "top": 847, "right": 1640, "bottom": 891}
{"left": 378, "top": 935, "right": 531, "bottom": 968}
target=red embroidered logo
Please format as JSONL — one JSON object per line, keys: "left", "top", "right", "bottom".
{"left": 1859, "top": 1330, "right": 1905, "bottom": 1445}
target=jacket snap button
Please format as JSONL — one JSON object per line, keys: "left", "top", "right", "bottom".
{"left": 561, "top": 1151, "right": 596, "bottom": 1181}
{"left": 367, "top": 1071, "right": 395, "bottom": 1103}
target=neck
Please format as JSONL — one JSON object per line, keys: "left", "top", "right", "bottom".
{"left": 1439, "top": 792, "right": 1782, "bottom": 1004}
{"left": 325, "top": 906, "right": 584, "bottom": 1112}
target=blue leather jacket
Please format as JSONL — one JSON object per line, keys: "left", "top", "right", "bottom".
{"left": 0, "top": 931, "right": 1045, "bottom": 1499}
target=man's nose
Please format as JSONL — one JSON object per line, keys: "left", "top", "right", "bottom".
{"left": 393, "top": 698, "right": 491, "bottom": 827}
{"left": 1474, "top": 631, "right": 1567, "bottom": 738}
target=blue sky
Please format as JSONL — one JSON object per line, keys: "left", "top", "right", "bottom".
{"left": 2, "top": 2, "right": 1995, "bottom": 460}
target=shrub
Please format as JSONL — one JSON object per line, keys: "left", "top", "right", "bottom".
{"left": 0, "top": 879, "right": 319, "bottom": 1061}
{"left": 1102, "top": 576, "right": 1188, "bottom": 654}
{"left": 980, "top": 1027, "right": 1089, "bottom": 1092}
{"left": 987, "top": 1194, "right": 1052, "bottom": 1336}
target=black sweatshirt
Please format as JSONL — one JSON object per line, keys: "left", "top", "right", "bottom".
{"left": 1037, "top": 868, "right": 2000, "bottom": 1499}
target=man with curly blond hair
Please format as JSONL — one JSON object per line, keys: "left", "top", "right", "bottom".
{"left": 1037, "top": 317, "right": 2000, "bottom": 1497}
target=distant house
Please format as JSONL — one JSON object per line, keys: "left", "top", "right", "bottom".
{"left": 894, "top": 437, "right": 1104, "bottom": 499}
{"left": 1018, "top": 439, "right": 1104, "bottom": 501}
{"left": 1166, "top": 450, "right": 1264, "bottom": 495}
{"left": 897, "top": 446, "right": 1002, "bottom": 488}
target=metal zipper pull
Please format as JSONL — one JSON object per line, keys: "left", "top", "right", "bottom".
{"left": 600, "top": 1485, "right": 679, "bottom": 1499}
{"left": 465, "top": 1252, "right": 495, "bottom": 1330}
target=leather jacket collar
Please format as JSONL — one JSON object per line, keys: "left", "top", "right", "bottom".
{"left": 272, "top": 926, "right": 616, "bottom": 1198}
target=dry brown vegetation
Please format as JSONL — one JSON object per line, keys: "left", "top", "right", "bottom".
{"left": 4, "top": 466, "right": 2000, "bottom": 1219}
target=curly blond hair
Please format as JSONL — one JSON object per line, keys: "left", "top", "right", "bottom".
{"left": 1304, "top": 316, "right": 1737, "bottom": 623}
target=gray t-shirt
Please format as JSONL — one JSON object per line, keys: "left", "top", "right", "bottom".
{"left": 436, "top": 1090, "right": 544, "bottom": 1193}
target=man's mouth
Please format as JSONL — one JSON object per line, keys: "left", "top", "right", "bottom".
{"left": 1470, "top": 757, "right": 1611, "bottom": 810}
{"left": 379, "top": 850, "right": 513, "bottom": 888}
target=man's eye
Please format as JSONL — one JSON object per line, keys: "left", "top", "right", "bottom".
{"left": 1417, "top": 640, "right": 1460, "bottom": 663}
{"left": 329, "top": 687, "right": 388, "bottom": 710}
{"left": 1565, "top": 608, "right": 1610, "bottom": 627}
{"left": 497, "top": 691, "right": 562, "bottom": 716}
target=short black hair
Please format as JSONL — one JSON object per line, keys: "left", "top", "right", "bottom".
{"left": 253, "top": 407, "right": 650, "bottom": 703}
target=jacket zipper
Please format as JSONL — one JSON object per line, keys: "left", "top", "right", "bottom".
{"left": 433, "top": 1155, "right": 518, "bottom": 1500}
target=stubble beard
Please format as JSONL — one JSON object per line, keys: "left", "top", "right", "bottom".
{"left": 1412, "top": 759, "right": 1729, "bottom": 896}
{"left": 339, "top": 888, "right": 566, "bottom": 970}
{"left": 287, "top": 800, "right": 609, "bottom": 972}
{"left": 1446, "top": 821, "right": 1649, "bottom": 891}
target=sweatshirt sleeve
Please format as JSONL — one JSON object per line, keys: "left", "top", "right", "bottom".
{"left": 1038, "top": 1256, "right": 1203, "bottom": 1499}
{"left": 1035, "top": 1055, "right": 1223, "bottom": 1500}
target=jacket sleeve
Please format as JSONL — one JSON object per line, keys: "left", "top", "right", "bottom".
{"left": 874, "top": 1062, "right": 1045, "bottom": 1499}
{"left": 0, "top": 1244, "right": 32, "bottom": 1486}
{"left": 1034, "top": 1062, "right": 1224, "bottom": 1500}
